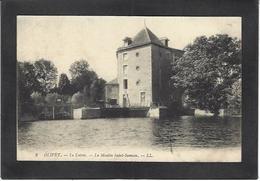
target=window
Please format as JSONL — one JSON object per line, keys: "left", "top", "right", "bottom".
{"left": 123, "top": 65, "right": 128, "bottom": 76}
{"left": 108, "top": 86, "right": 112, "bottom": 92}
{"left": 136, "top": 80, "right": 140, "bottom": 86}
{"left": 123, "top": 79, "right": 128, "bottom": 89}
{"left": 140, "top": 92, "right": 145, "bottom": 105}
{"left": 123, "top": 53, "right": 128, "bottom": 60}
{"left": 136, "top": 52, "right": 139, "bottom": 57}
{"left": 136, "top": 66, "right": 140, "bottom": 71}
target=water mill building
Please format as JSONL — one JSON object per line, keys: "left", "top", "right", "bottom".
{"left": 105, "top": 27, "right": 184, "bottom": 108}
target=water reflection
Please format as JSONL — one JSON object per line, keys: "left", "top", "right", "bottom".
{"left": 18, "top": 116, "right": 241, "bottom": 152}
{"left": 151, "top": 116, "right": 241, "bottom": 149}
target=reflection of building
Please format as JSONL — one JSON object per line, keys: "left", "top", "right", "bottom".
{"left": 106, "top": 27, "right": 184, "bottom": 108}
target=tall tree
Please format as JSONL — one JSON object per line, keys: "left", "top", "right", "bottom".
{"left": 34, "top": 59, "right": 58, "bottom": 95}
{"left": 69, "top": 60, "right": 90, "bottom": 79}
{"left": 58, "top": 73, "right": 72, "bottom": 95}
{"left": 17, "top": 61, "right": 41, "bottom": 117}
{"left": 18, "top": 61, "right": 41, "bottom": 103}
{"left": 171, "top": 34, "right": 241, "bottom": 115}
{"left": 69, "top": 60, "right": 97, "bottom": 102}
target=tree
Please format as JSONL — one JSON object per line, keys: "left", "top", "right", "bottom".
{"left": 17, "top": 61, "right": 41, "bottom": 117}
{"left": 18, "top": 61, "right": 41, "bottom": 103}
{"left": 34, "top": 59, "right": 58, "bottom": 95}
{"left": 90, "top": 78, "right": 106, "bottom": 103}
{"left": 31, "top": 92, "right": 45, "bottom": 105}
{"left": 227, "top": 79, "right": 241, "bottom": 112}
{"left": 45, "top": 92, "right": 63, "bottom": 105}
{"left": 69, "top": 60, "right": 98, "bottom": 104}
{"left": 171, "top": 34, "right": 241, "bottom": 115}
{"left": 69, "top": 60, "right": 90, "bottom": 79}
{"left": 58, "top": 73, "right": 72, "bottom": 95}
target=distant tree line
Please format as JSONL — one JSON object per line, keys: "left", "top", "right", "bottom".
{"left": 18, "top": 59, "right": 106, "bottom": 118}
{"left": 170, "top": 34, "right": 241, "bottom": 115}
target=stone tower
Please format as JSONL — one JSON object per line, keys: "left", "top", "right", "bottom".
{"left": 116, "top": 27, "right": 184, "bottom": 108}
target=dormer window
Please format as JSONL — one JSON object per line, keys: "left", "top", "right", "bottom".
{"left": 160, "top": 37, "right": 169, "bottom": 47}
{"left": 123, "top": 37, "right": 132, "bottom": 47}
{"left": 136, "top": 52, "right": 139, "bottom": 57}
{"left": 136, "top": 66, "right": 140, "bottom": 71}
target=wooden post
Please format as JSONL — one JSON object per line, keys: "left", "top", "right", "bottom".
{"left": 71, "top": 104, "right": 73, "bottom": 119}
{"left": 52, "top": 106, "right": 55, "bottom": 120}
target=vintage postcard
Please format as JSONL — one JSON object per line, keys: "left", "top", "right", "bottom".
{"left": 17, "top": 16, "right": 241, "bottom": 162}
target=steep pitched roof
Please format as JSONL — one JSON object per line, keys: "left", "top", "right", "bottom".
{"left": 117, "top": 27, "right": 164, "bottom": 51}
{"left": 106, "top": 78, "right": 118, "bottom": 85}
{"left": 117, "top": 27, "right": 185, "bottom": 54}
{"left": 131, "top": 27, "right": 164, "bottom": 46}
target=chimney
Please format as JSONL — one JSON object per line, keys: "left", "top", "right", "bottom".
{"left": 160, "top": 37, "right": 169, "bottom": 47}
{"left": 123, "top": 37, "right": 132, "bottom": 47}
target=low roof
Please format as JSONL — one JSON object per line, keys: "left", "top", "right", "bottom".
{"left": 106, "top": 78, "right": 118, "bottom": 85}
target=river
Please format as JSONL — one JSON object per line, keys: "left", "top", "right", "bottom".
{"left": 18, "top": 116, "right": 241, "bottom": 162}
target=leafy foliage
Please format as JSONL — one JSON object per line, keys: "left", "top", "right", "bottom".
{"left": 31, "top": 92, "right": 45, "bottom": 105}
{"left": 69, "top": 60, "right": 97, "bottom": 94}
{"left": 58, "top": 73, "right": 73, "bottom": 95}
{"left": 34, "top": 59, "right": 58, "bottom": 95}
{"left": 171, "top": 34, "right": 241, "bottom": 115}
{"left": 69, "top": 59, "right": 106, "bottom": 106}
{"left": 227, "top": 79, "right": 241, "bottom": 112}
{"left": 45, "top": 93, "right": 60, "bottom": 105}
{"left": 18, "top": 58, "right": 107, "bottom": 120}
{"left": 17, "top": 61, "right": 41, "bottom": 117}
{"left": 18, "top": 61, "right": 41, "bottom": 103}
{"left": 90, "top": 78, "right": 107, "bottom": 102}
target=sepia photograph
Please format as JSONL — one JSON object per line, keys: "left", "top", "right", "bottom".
{"left": 17, "top": 16, "right": 242, "bottom": 162}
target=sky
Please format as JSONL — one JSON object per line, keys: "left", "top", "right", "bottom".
{"left": 17, "top": 16, "right": 241, "bottom": 82}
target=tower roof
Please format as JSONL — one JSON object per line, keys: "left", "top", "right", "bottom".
{"left": 117, "top": 27, "right": 164, "bottom": 52}
{"left": 117, "top": 27, "right": 184, "bottom": 54}
{"left": 131, "top": 27, "right": 164, "bottom": 46}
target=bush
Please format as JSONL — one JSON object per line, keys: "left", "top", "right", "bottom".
{"left": 71, "top": 92, "right": 84, "bottom": 108}
{"left": 45, "top": 93, "right": 59, "bottom": 105}
{"left": 31, "top": 92, "right": 45, "bottom": 105}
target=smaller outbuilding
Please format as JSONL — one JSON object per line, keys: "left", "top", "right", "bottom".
{"left": 105, "top": 78, "right": 119, "bottom": 107}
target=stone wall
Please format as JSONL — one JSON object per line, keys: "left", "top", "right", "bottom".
{"left": 152, "top": 45, "right": 174, "bottom": 106}
{"left": 117, "top": 45, "right": 152, "bottom": 107}
{"left": 82, "top": 108, "right": 101, "bottom": 119}
{"left": 117, "top": 43, "right": 184, "bottom": 109}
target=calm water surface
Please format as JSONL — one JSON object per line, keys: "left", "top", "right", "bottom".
{"left": 18, "top": 116, "right": 241, "bottom": 152}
